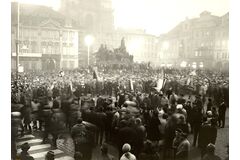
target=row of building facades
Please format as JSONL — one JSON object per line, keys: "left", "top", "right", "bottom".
{"left": 11, "top": 0, "right": 229, "bottom": 71}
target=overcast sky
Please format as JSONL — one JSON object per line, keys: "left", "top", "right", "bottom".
{"left": 15, "top": 0, "right": 229, "bottom": 35}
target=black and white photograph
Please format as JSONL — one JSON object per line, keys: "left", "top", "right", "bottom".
{"left": 7, "top": 0, "right": 232, "bottom": 159}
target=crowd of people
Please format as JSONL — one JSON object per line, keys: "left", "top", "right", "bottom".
{"left": 11, "top": 66, "right": 229, "bottom": 160}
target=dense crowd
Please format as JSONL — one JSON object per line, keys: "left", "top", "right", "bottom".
{"left": 11, "top": 67, "right": 229, "bottom": 160}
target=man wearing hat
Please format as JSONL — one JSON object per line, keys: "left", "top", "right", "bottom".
{"left": 120, "top": 143, "right": 136, "bottom": 160}
{"left": 45, "top": 150, "right": 54, "bottom": 160}
{"left": 19, "top": 142, "right": 34, "bottom": 160}
{"left": 172, "top": 129, "right": 190, "bottom": 160}
{"left": 99, "top": 143, "right": 115, "bottom": 160}
{"left": 71, "top": 118, "right": 93, "bottom": 160}
{"left": 202, "top": 143, "right": 221, "bottom": 160}
{"left": 198, "top": 118, "right": 218, "bottom": 158}
{"left": 192, "top": 102, "right": 203, "bottom": 146}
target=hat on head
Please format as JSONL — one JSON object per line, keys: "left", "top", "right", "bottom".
{"left": 74, "top": 152, "right": 83, "bottom": 159}
{"left": 176, "top": 128, "right": 183, "bottom": 133}
{"left": 207, "top": 111, "right": 212, "bottom": 117}
{"left": 101, "top": 143, "right": 108, "bottom": 154}
{"left": 21, "top": 142, "right": 30, "bottom": 151}
{"left": 176, "top": 104, "right": 183, "bottom": 109}
{"left": 46, "top": 151, "right": 54, "bottom": 159}
{"left": 122, "top": 143, "right": 131, "bottom": 153}
{"left": 206, "top": 143, "right": 215, "bottom": 153}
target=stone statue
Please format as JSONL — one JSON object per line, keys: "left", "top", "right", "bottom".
{"left": 120, "top": 37, "right": 126, "bottom": 52}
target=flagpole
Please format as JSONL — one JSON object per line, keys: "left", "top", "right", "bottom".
{"left": 16, "top": 2, "right": 20, "bottom": 80}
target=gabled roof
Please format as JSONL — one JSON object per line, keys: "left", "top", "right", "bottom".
{"left": 11, "top": 2, "right": 79, "bottom": 29}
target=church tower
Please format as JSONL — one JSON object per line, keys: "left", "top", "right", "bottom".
{"left": 60, "top": 0, "right": 114, "bottom": 33}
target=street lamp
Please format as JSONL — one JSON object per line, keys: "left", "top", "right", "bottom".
{"left": 180, "top": 61, "right": 187, "bottom": 68}
{"left": 84, "top": 35, "right": 94, "bottom": 66}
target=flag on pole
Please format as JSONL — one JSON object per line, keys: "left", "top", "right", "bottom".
{"left": 59, "top": 70, "right": 64, "bottom": 77}
{"left": 93, "top": 67, "right": 99, "bottom": 80}
{"left": 186, "top": 77, "right": 191, "bottom": 85}
{"left": 129, "top": 79, "right": 134, "bottom": 91}
{"left": 154, "top": 79, "right": 164, "bottom": 92}
{"left": 154, "top": 68, "right": 166, "bottom": 92}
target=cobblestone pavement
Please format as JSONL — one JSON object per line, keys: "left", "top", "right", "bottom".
{"left": 56, "top": 108, "right": 228, "bottom": 160}
{"left": 28, "top": 96, "right": 228, "bottom": 160}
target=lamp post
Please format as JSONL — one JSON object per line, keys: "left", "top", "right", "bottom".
{"left": 84, "top": 35, "right": 94, "bottom": 66}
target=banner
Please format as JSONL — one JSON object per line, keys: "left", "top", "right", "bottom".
{"left": 154, "top": 79, "right": 164, "bottom": 92}
{"left": 129, "top": 79, "right": 134, "bottom": 91}
{"left": 93, "top": 67, "right": 99, "bottom": 80}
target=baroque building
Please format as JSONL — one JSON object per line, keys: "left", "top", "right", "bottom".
{"left": 60, "top": 0, "right": 158, "bottom": 66}
{"left": 11, "top": 2, "right": 79, "bottom": 71}
{"left": 157, "top": 11, "right": 229, "bottom": 70}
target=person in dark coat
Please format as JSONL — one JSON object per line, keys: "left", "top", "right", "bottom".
{"left": 74, "top": 152, "right": 83, "bottom": 160}
{"left": 176, "top": 115, "right": 190, "bottom": 135}
{"left": 207, "top": 98, "right": 213, "bottom": 112}
{"left": 45, "top": 150, "right": 55, "bottom": 160}
{"left": 20, "top": 101, "right": 32, "bottom": 134}
{"left": 99, "top": 143, "right": 115, "bottom": 160}
{"left": 177, "top": 94, "right": 186, "bottom": 105}
{"left": 184, "top": 101, "right": 192, "bottom": 128}
{"left": 69, "top": 98, "right": 81, "bottom": 130}
{"left": 134, "top": 118, "right": 146, "bottom": 158}
{"left": 163, "top": 114, "right": 178, "bottom": 159}
{"left": 118, "top": 120, "right": 138, "bottom": 158}
{"left": 218, "top": 99, "right": 227, "bottom": 128}
{"left": 31, "top": 99, "right": 40, "bottom": 131}
{"left": 192, "top": 102, "right": 203, "bottom": 146}
{"left": 105, "top": 106, "right": 114, "bottom": 143}
{"left": 61, "top": 99, "right": 71, "bottom": 128}
{"left": 138, "top": 140, "right": 160, "bottom": 160}
{"left": 198, "top": 119, "right": 218, "bottom": 158}
{"left": 95, "top": 107, "right": 107, "bottom": 145}
{"left": 50, "top": 107, "right": 66, "bottom": 148}
{"left": 202, "top": 143, "right": 221, "bottom": 160}
{"left": 41, "top": 105, "right": 53, "bottom": 145}
{"left": 173, "top": 129, "right": 190, "bottom": 160}
{"left": 19, "top": 142, "right": 34, "bottom": 160}
{"left": 71, "top": 118, "right": 93, "bottom": 160}
{"left": 11, "top": 112, "right": 22, "bottom": 160}
{"left": 147, "top": 110, "right": 162, "bottom": 142}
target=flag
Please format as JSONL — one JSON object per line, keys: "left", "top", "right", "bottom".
{"left": 93, "top": 67, "right": 99, "bottom": 80}
{"left": 59, "top": 71, "right": 64, "bottom": 77}
{"left": 129, "top": 79, "right": 134, "bottom": 91}
{"left": 186, "top": 77, "right": 191, "bottom": 85}
{"left": 189, "top": 70, "right": 197, "bottom": 76}
{"left": 154, "top": 79, "right": 164, "bottom": 92}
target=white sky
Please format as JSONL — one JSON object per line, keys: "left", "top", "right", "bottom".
{"left": 14, "top": 0, "right": 229, "bottom": 35}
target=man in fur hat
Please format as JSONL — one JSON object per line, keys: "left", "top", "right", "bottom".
{"left": 19, "top": 142, "right": 34, "bottom": 160}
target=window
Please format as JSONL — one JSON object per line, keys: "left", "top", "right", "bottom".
{"left": 69, "top": 61, "right": 75, "bottom": 68}
{"left": 63, "top": 47, "right": 67, "bottom": 55}
{"left": 42, "top": 47, "right": 46, "bottom": 54}
{"left": 199, "top": 51, "right": 202, "bottom": 56}
{"left": 195, "top": 51, "right": 198, "bottom": 56}
{"left": 222, "top": 40, "right": 226, "bottom": 46}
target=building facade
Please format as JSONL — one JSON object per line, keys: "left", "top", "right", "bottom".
{"left": 157, "top": 11, "right": 229, "bottom": 70}
{"left": 11, "top": 3, "right": 79, "bottom": 71}
{"left": 93, "top": 29, "right": 158, "bottom": 64}
{"left": 60, "top": 0, "right": 159, "bottom": 66}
